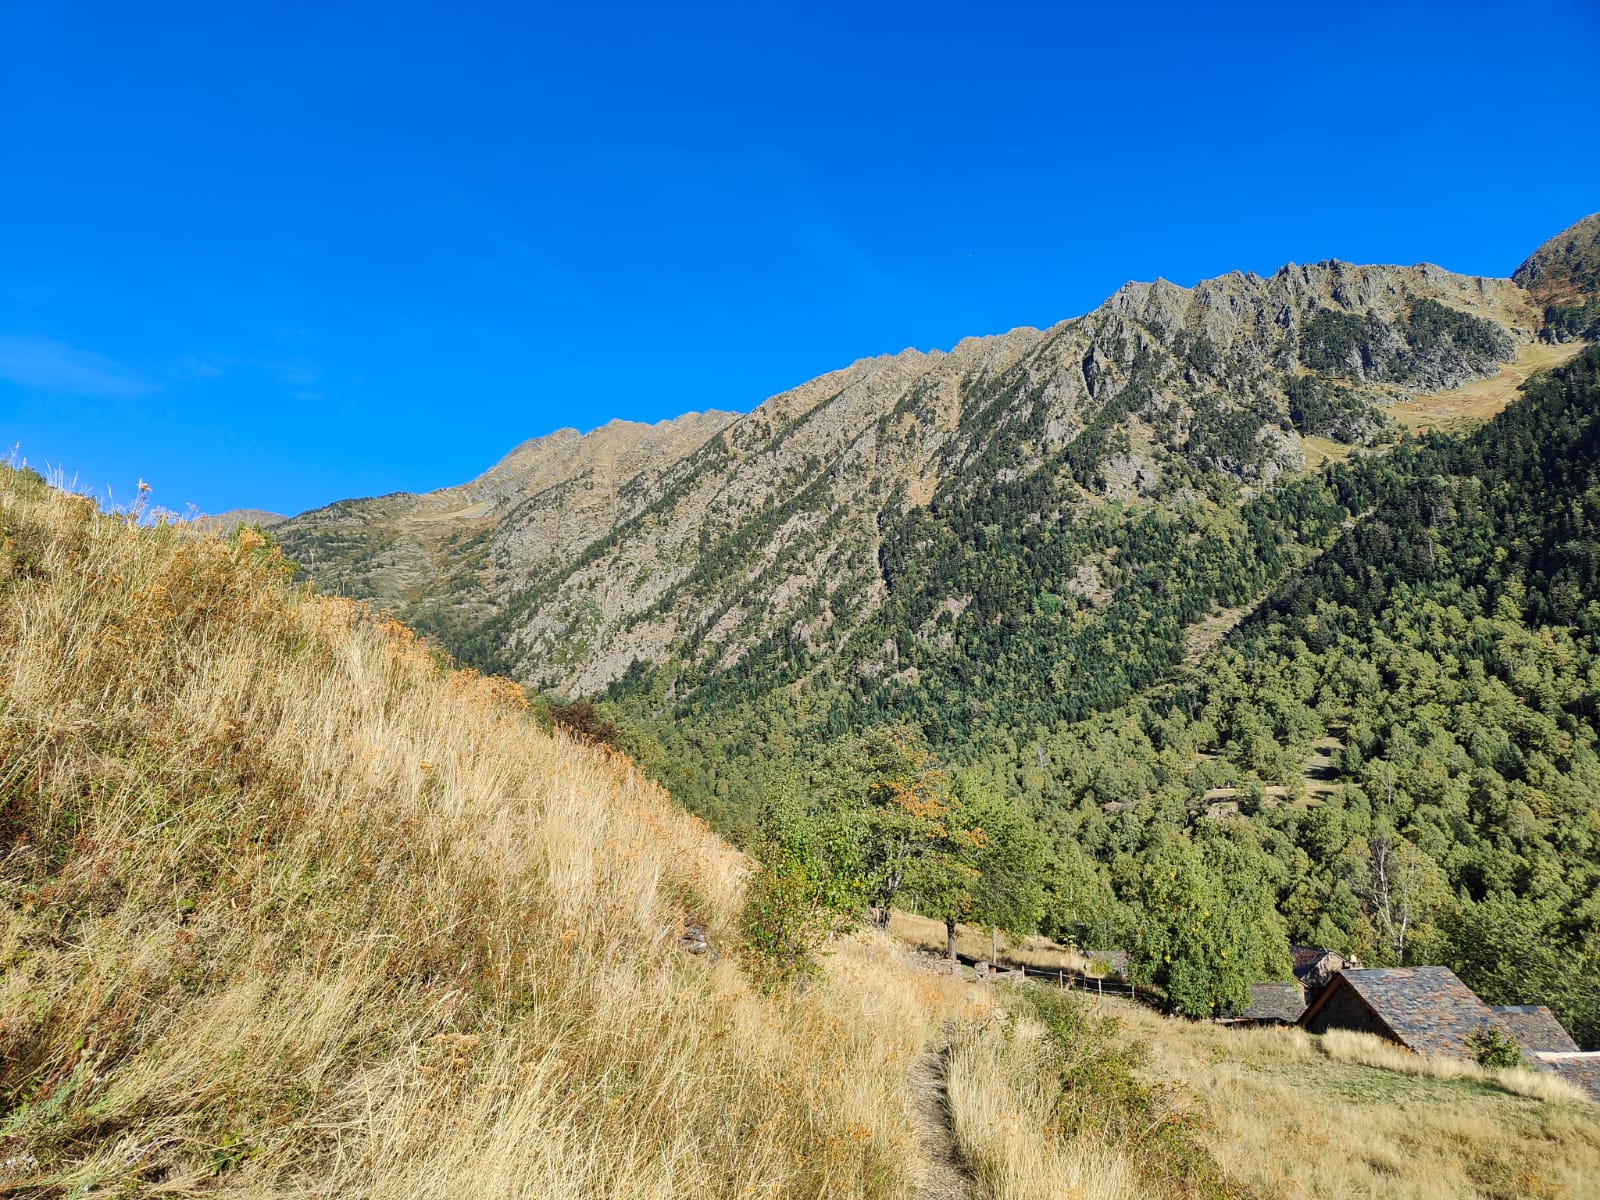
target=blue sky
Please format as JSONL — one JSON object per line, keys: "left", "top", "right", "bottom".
{"left": 3, "top": 1, "right": 1598, "bottom": 517}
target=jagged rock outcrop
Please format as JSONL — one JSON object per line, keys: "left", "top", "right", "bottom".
{"left": 275, "top": 221, "right": 1599, "bottom": 697}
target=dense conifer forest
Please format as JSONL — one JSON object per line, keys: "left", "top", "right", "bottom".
{"left": 606, "top": 345, "right": 1600, "bottom": 1043}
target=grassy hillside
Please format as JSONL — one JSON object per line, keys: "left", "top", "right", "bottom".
{"left": 896, "top": 913, "right": 1600, "bottom": 1198}
{"left": 0, "top": 463, "right": 960, "bottom": 1197}
{"left": 1099, "top": 998, "right": 1600, "bottom": 1199}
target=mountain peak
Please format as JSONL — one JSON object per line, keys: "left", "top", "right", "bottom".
{"left": 1513, "top": 210, "right": 1600, "bottom": 301}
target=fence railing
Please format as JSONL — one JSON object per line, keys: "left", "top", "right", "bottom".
{"left": 947, "top": 950, "right": 1145, "bottom": 1001}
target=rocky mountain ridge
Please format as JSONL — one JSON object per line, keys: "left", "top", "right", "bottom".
{"left": 196, "top": 507, "right": 288, "bottom": 531}
{"left": 275, "top": 216, "right": 1594, "bottom": 698}
{"left": 1515, "top": 211, "right": 1600, "bottom": 340}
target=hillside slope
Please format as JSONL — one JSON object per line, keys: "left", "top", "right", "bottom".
{"left": 275, "top": 410, "right": 737, "bottom": 664}
{"left": 1515, "top": 209, "right": 1600, "bottom": 340}
{"left": 967, "top": 341, "right": 1600, "bottom": 1047}
{"left": 0, "top": 464, "right": 947, "bottom": 1198}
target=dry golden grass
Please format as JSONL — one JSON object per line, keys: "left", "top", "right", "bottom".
{"left": 1298, "top": 435, "right": 1357, "bottom": 469}
{"left": 888, "top": 910, "right": 1091, "bottom": 974}
{"left": 1389, "top": 340, "right": 1586, "bottom": 434}
{"left": 0, "top": 464, "right": 974, "bottom": 1198}
{"left": 946, "top": 1014, "right": 1137, "bottom": 1200}
{"left": 1105, "top": 998, "right": 1600, "bottom": 1200}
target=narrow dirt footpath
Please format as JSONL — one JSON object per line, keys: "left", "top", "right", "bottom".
{"left": 909, "top": 1046, "right": 972, "bottom": 1200}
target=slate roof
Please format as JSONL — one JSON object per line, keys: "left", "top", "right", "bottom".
{"left": 1539, "top": 1054, "right": 1600, "bottom": 1102}
{"left": 1290, "top": 946, "right": 1332, "bottom": 973}
{"left": 1232, "top": 982, "right": 1306, "bottom": 1024}
{"left": 1490, "top": 1006, "right": 1580, "bottom": 1054}
{"left": 1301, "top": 967, "right": 1496, "bottom": 1060}
{"left": 1289, "top": 946, "right": 1343, "bottom": 987}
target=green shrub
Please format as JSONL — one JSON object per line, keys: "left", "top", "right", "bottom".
{"left": 735, "top": 794, "right": 865, "bottom": 992}
{"left": 1465, "top": 1025, "right": 1523, "bottom": 1070}
{"left": 1025, "top": 990, "right": 1244, "bottom": 1199}
{"left": 737, "top": 861, "right": 833, "bottom": 990}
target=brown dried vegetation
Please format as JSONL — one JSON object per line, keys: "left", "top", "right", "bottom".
{"left": 0, "top": 464, "right": 949, "bottom": 1198}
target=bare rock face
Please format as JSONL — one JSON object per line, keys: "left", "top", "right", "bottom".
{"left": 276, "top": 236, "right": 1562, "bottom": 697}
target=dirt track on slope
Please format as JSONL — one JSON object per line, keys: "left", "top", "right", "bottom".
{"left": 910, "top": 1046, "right": 972, "bottom": 1200}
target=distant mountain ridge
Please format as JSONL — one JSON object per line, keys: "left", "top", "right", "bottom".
{"left": 190, "top": 507, "right": 290, "bottom": 534}
{"left": 275, "top": 214, "right": 1596, "bottom": 700}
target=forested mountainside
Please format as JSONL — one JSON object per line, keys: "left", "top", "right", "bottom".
{"left": 275, "top": 213, "right": 1600, "bottom": 1044}
{"left": 279, "top": 246, "right": 1548, "bottom": 696}
{"left": 617, "top": 341, "right": 1600, "bottom": 1045}
{"left": 1006, "top": 342, "right": 1600, "bottom": 1043}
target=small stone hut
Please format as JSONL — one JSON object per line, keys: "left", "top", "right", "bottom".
{"left": 1289, "top": 946, "right": 1345, "bottom": 997}
{"left": 1298, "top": 967, "right": 1498, "bottom": 1060}
{"left": 1221, "top": 981, "right": 1306, "bottom": 1026}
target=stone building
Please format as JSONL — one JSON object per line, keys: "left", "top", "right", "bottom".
{"left": 1299, "top": 966, "right": 1498, "bottom": 1059}
{"left": 1221, "top": 981, "right": 1306, "bottom": 1026}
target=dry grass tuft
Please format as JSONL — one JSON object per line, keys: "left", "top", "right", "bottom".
{"left": 1107, "top": 998, "right": 1600, "bottom": 1199}
{"left": 946, "top": 1014, "right": 1137, "bottom": 1200}
{"left": 1486, "top": 1064, "right": 1596, "bottom": 1105}
{"left": 0, "top": 465, "right": 961, "bottom": 1198}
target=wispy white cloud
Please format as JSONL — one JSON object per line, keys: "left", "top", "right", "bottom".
{"left": 265, "top": 356, "right": 322, "bottom": 403}
{"left": 0, "top": 335, "right": 150, "bottom": 398}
